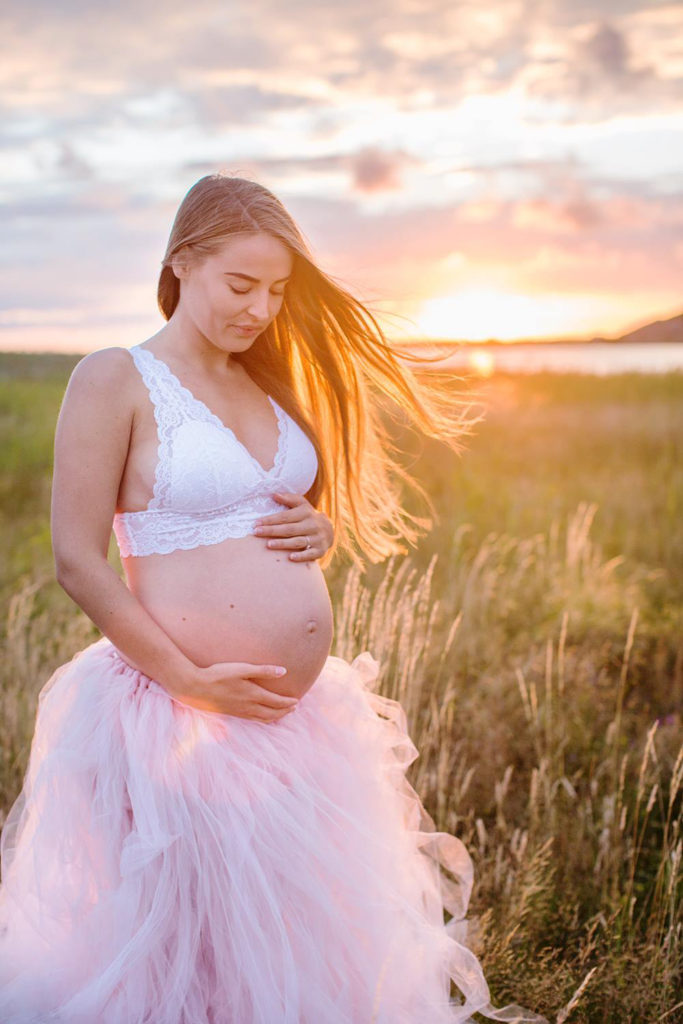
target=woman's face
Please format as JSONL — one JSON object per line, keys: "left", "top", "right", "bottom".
{"left": 174, "top": 231, "right": 293, "bottom": 352}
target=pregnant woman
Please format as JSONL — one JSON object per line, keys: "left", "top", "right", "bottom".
{"left": 0, "top": 175, "right": 545, "bottom": 1023}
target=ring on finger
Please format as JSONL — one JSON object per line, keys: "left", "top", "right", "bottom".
{"left": 303, "top": 535, "right": 312, "bottom": 550}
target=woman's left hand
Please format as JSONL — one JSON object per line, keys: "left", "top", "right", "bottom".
{"left": 252, "top": 493, "right": 334, "bottom": 561}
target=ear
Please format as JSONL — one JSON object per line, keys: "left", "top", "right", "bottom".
{"left": 170, "top": 254, "right": 190, "bottom": 281}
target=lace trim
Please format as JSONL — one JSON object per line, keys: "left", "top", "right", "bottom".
{"left": 130, "top": 346, "right": 289, "bottom": 500}
{"left": 129, "top": 346, "right": 185, "bottom": 510}
{"left": 113, "top": 495, "right": 283, "bottom": 558}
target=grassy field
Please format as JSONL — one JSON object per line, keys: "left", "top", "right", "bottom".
{"left": 1, "top": 351, "right": 682, "bottom": 1022}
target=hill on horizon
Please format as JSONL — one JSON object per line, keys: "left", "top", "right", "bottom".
{"left": 602, "top": 310, "right": 683, "bottom": 346}
{"left": 403, "top": 309, "right": 683, "bottom": 347}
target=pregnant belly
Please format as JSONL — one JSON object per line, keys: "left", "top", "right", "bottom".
{"left": 124, "top": 535, "right": 335, "bottom": 699}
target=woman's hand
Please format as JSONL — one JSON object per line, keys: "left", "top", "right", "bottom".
{"left": 252, "top": 492, "right": 334, "bottom": 561}
{"left": 173, "top": 661, "right": 299, "bottom": 722}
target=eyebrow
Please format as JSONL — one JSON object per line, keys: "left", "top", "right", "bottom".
{"left": 224, "top": 272, "right": 291, "bottom": 283}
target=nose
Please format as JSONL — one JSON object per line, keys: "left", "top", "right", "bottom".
{"left": 246, "top": 289, "right": 272, "bottom": 321}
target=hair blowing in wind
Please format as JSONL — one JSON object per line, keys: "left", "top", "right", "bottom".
{"left": 157, "top": 173, "right": 480, "bottom": 567}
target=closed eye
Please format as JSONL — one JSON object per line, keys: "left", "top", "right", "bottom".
{"left": 229, "top": 286, "right": 286, "bottom": 296}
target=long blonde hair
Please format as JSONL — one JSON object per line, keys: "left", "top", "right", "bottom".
{"left": 158, "top": 173, "right": 478, "bottom": 569}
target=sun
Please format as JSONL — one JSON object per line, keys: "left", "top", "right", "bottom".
{"left": 414, "top": 288, "right": 606, "bottom": 342}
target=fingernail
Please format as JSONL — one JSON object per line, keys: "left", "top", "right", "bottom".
{"left": 253, "top": 527, "right": 264, "bottom": 535}
{"left": 274, "top": 666, "right": 287, "bottom": 675}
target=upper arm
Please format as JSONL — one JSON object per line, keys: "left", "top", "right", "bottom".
{"left": 51, "top": 347, "right": 136, "bottom": 575}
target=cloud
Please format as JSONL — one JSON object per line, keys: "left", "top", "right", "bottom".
{"left": 350, "top": 147, "right": 421, "bottom": 193}
{"left": 181, "top": 146, "right": 424, "bottom": 198}
{"left": 511, "top": 196, "right": 603, "bottom": 232}
{"left": 183, "top": 84, "right": 323, "bottom": 131}
{"left": 2, "top": 0, "right": 682, "bottom": 150}
{"left": 584, "top": 22, "right": 630, "bottom": 75}
{"left": 1, "top": 176, "right": 681, "bottom": 348}
{"left": 1, "top": 0, "right": 682, "bottom": 347}
{"left": 521, "top": 11, "right": 683, "bottom": 117}
{"left": 55, "top": 141, "right": 94, "bottom": 179}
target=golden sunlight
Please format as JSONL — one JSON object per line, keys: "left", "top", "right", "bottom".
{"left": 415, "top": 288, "right": 608, "bottom": 342}
{"left": 467, "top": 349, "right": 495, "bottom": 376}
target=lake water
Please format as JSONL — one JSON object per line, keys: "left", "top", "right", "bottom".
{"left": 408, "top": 342, "right": 683, "bottom": 375}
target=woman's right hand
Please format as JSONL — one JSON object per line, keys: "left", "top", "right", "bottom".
{"left": 173, "top": 662, "right": 298, "bottom": 722}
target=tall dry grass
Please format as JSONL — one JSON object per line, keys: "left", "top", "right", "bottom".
{"left": 333, "top": 504, "right": 682, "bottom": 1021}
{"left": 2, "top": 358, "right": 682, "bottom": 1020}
{"left": 2, "top": 503, "right": 680, "bottom": 1020}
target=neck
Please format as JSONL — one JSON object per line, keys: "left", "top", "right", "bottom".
{"left": 150, "top": 316, "right": 240, "bottom": 378}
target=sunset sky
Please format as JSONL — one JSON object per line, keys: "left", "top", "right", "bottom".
{"left": 1, "top": 0, "right": 682, "bottom": 352}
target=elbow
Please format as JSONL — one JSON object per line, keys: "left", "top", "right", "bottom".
{"left": 54, "top": 551, "right": 106, "bottom": 592}
{"left": 54, "top": 557, "right": 79, "bottom": 592}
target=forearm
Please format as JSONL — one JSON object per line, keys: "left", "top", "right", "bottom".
{"left": 55, "top": 557, "right": 198, "bottom": 700}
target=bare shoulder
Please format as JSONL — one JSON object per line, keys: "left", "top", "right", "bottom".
{"left": 63, "top": 347, "right": 140, "bottom": 416}
{"left": 67, "top": 346, "right": 136, "bottom": 391}
{"left": 53, "top": 347, "right": 145, "bottom": 463}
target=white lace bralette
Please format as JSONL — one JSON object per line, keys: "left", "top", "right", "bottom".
{"left": 112, "top": 344, "right": 319, "bottom": 558}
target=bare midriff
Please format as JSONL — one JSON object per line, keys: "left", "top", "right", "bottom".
{"left": 122, "top": 534, "right": 335, "bottom": 699}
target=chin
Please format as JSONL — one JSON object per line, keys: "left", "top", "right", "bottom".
{"left": 235, "top": 339, "right": 259, "bottom": 355}
{"left": 240, "top": 336, "right": 264, "bottom": 352}
{"left": 206, "top": 335, "right": 254, "bottom": 356}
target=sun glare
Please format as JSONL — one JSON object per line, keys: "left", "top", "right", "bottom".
{"left": 467, "top": 350, "right": 495, "bottom": 376}
{"left": 415, "top": 288, "right": 606, "bottom": 342}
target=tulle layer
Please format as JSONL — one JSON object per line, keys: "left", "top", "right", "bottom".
{"left": 0, "top": 638, "right": 546, "bottom": 1023}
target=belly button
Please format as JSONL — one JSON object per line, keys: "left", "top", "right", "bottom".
{"left": 305, "top": 619, "right": 318, "bottom": 634}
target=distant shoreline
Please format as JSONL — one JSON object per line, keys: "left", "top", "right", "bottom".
{"left": 401, "top": 336, "right": 682, "bottom": 347}
{"left": 402, "top": 310, "right": 683, "bottom": 348}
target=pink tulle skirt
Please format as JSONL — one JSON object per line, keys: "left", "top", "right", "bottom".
{"left": 0, "top": 638, "right": 545, "bottom": 1023}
